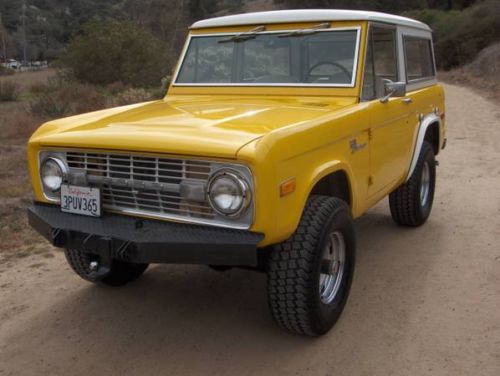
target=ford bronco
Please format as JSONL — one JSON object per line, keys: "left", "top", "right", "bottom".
{"left": 27, "top": 10, "right": 446, "bottom": 336}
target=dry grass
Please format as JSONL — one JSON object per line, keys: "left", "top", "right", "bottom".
{"left": 0, "top": 80, "right": 20, "bottom": 101}
{"left": 0, "top": 65, "right": 15, "bottom": 76}
{"left": 111, "top": 87, "right": 153, "bottom": 107}
{"left": 1, "top": 68, "right": 56, "bottom": 91}
{"left": 28, "top": 79, "right": 108, "bottom": 118}
{"left": 0, "top": 104, "right": 40, "bottom": 140}
{"left": 0, "top": 142, "right": 42, "bottom": 259}
{"left": 0, "top": 69, "right": 157, "bottom": 261}
{"left": 0, "top": 71, "right": 54, "bottom": 259}
{"left": 0, "top": 130, "right": 38, "bottom": 257}
{"left": 0, "top": 143, "right": 47, "bottom": 263}
{"left": 28, "top": 78, "right": 154, "bottom": 119}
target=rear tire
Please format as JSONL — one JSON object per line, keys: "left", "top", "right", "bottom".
{"left": 267, "top": 196, "right": 356, "bottom": 336}
{"left": 389, "top": 141, "right": 436, "bottom": 226}
{"left": 64, "top": 248, "right": 149, "bottom": 286}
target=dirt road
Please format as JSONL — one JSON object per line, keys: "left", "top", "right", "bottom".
{"left": 0, "top": 84, "right": 499, "bottom": 376}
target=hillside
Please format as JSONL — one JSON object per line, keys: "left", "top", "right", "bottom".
{"left": 440, "top": 42, "right": 500, "bottom": 102}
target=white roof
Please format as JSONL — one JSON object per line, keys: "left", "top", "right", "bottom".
{"left": 191, "top": 9, "right": 430, "bottom": 31}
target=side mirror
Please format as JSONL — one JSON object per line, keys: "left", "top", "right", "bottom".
{"left": 380, "top": 79, "right": 406, "bottom": 103}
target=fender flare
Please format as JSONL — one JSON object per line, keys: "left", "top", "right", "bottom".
{"left": 405, "top": 113, "right": 442, "bottom": 182}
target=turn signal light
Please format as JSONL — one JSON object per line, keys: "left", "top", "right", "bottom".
{"left": 280, "top": 178, "right": 296, "bottom": 197}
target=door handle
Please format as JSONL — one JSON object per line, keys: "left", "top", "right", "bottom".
{"left": 402, "top": 97, "right": 413, "bottom": 104}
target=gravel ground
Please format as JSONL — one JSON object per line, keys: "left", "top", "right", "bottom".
{"left": 0, "top": 83, "right": 499, "bottom": 376}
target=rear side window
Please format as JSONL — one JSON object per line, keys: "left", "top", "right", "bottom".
{"left": 404, "top": 38, "right": 435, "bottom": 82}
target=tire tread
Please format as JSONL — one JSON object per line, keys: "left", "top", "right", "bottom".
{"left": 268, "top": 196, "right": 351, "bottom": 336}
{"left": 389, "top": 141, "right": 435, "bottom": 226}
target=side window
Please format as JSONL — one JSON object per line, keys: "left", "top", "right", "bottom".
{"left": 361, "top": 26, "right": 398, "bottom": 101}
{"left": 404, "top": 38, "right": 435, "bottom": 82}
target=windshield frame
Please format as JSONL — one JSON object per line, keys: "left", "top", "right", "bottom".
{"left": 172, "top": 26, "right": 362, "bottom": 88}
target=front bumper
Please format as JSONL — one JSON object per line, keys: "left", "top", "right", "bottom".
{"left": 28, "top": 203, "right": 264, "bottom": 266}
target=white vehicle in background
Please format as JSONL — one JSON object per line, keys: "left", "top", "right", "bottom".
{"left": 3, "top": 59, "right": 21, "bottom": 69}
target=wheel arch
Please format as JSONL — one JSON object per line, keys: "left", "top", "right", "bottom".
{"left": 424, "top": 121, "right": 441, "bottom": 155}
{"left": 309, "top": 169, "right": 352, "bottom": 208}
{"left": 269, "top": 159, "right": 358, "bottom": 248}
{"left": 406, "top": 113, "right": 442, "bottom": 182}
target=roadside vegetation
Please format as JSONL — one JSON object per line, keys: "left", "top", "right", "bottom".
{"left": 0, "top": 69, "right": 160, "bottom": 264}
{"left": 0, "top": 80, "right": 19, "bottom": 101}
{"left": 0, "top": 66, "right": 14, "bottom": 76}
{"left": 60, "top": 20, "right": 171, "bottom": 88}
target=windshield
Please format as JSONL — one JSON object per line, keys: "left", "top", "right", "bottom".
{"left": 175, "top": 28, "right": 360, "bottom": 87}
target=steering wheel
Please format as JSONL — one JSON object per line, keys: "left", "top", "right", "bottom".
{"left": 306, "top": 61, "right": 351, "bottom": 83}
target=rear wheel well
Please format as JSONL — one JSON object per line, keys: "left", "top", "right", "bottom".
{"left": 424, "top": 122, "right": 440, "bottom": 155}
{"left": 310, "top": 170, "right": 351, "bottom": 207}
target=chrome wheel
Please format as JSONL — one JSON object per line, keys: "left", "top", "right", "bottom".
{"left": 420, "top": 161, "right": 431, "bottom": 206}
{"left": 319, "top": 231, "right": 346, "bottom": 304}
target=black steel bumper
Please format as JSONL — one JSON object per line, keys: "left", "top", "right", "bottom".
{"left": 28, "top": 203, "right": 264, "bottom": 266}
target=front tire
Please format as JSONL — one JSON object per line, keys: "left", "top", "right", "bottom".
{"left": 64, "top": 248, "right": 149, "bottom": 286}
{"left": 389, "top": 141, "right": 436, "bottom": 226}
{"left": 267, "top": 196, "right": 356, "bottom": 336}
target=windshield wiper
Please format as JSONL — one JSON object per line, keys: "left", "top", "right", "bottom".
{"left": 278, "top": 22, "right": 331, "bottom": 38}
{"left": 218, "top": 25, "right": 266, "bottom": 43}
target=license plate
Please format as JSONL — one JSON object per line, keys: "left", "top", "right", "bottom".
{"left": 61, "top": 185, "right": 101, "bottom": 217}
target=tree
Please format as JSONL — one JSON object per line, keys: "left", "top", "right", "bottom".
{"left": 60, "top": 19, "right": 171, "bottom": 87}
{"left": 188, "top": 0, "right": 219, "bottom": 20}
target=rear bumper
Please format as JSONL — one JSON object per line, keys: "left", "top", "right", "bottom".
{"left": 28, "top": 203, "right": 264, "bottom": 266}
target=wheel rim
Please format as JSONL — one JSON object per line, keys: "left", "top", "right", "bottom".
{"left": 420, "top": 161, "right": 431, "bottom": 207}
{"left": 319, "top": 231, "right": 346, "bottom": 304}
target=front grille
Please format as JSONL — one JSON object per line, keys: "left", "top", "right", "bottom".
{"left": 66, "top": 151, "right": 215, "bottom": 220}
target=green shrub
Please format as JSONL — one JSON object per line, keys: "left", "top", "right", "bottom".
{"left": 0, "top": 80, "right": 20, "bottom": 101}
{"left": 60, "top": 19, "right": 171, "bottom": 88}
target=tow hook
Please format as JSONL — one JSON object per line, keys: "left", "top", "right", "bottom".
{"left": 89, "top": 261, "right": 99, "bottom": 272}
{"left": 87, "top": 260, "right": 111, "bottom": 280}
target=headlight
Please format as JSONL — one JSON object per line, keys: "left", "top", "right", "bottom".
{"left": 41, "top": 157, "right": 67, "bottom": 192}
{"left": 208, "top": 170, "right": 251, "bottom": 216}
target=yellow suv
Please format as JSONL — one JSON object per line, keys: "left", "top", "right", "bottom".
{"left": 27, "top": 10, "right": 446, "bottom": 336}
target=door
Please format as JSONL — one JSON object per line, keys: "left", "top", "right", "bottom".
{"left": 362, "top": 25, "right": 414, "bottom": 196}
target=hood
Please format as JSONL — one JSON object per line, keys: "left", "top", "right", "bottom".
{"left": 31, "top": 95, "right": 357, "bottom": 159}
